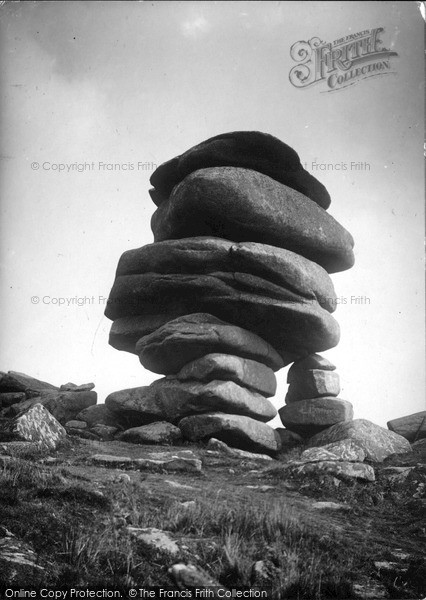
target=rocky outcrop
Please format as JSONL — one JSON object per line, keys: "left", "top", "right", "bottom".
{"left": 104, "top": 131, "right": 356, "bottom": 453}
{"left": 387, "top": 411, "right": 426, "bottom": 442}
{"left": 308, "top": 419, "right": 412, "bottom": 462}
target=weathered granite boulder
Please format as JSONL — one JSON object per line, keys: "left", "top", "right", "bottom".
{"left": 308, "top": 419, "right": 412, "bottom": 462}
{"left": 206, "top": 437, "right": 273, "bottom": 461}
{"left": 387, "top": 411, "right": 426, "bottom": 442}
{"left": 151, "top": 167, "right": 354, "bottom": 273}
{"left": 149, "top": 130, "right": 331, "bottom": 208}
{"left": 175, "top": 353, "right": 277, "bottom": 397}
{"left": 287, "top": 353, "right": 336, "bottom": 378}
{"left": 0, "top": 392, "right": 26, "bottom": 407}
{"left": 135, "top": 313, "right": 285, "bottom": 374}
{"left": 289, "top": 460, "right": 375, "bottom": 482}
{"left": 7, "top": 391, "right": 97, "bottom": 425}
{"left": 275, "top": 428, "right": 304, "bottom": 448}
{"left": 0, "top": 371, "right": 58, "bottom": 396}
{"left": 115, "top": 237, "right": 337, "bottom": 313}
{"left": 178, "top": 412, "right": 282, "bottom": 454}
{"left": 106, "top": 379, "right": 277, "bottom": 425}
{"left": 0, "top": 403, "right": 66, "bottom": 449}
{"left": 106, "top": 274, "right": 340, "bottom": 361}
{"left": 286, "top": 369, "right": 340, "bottom": 403}
{"left": 118, "top": 421, "right": 182, "bottom": 445}
{"left": 75, "top": 403, "right": 126, "bottom": 429}
{"left": 279, "top": 397, "right": 353, "bottom": 436}
{"left": 300, "top": 439, "right": 366, "bottom": 462}
{"left": 60, "top": 382, "right": 95, "bottom": 392}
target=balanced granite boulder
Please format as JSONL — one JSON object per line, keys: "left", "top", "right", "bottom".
{"left": 106, "top": 379, "right": 277, "bottom": 425}
{"left": 178, "top": 412, "right": 282, "bottom": 454}
{"left": 106, "top": 273, "right": 340, "bottom": 359}
{"left": 285, "top": 369, "right": 340, "bottom": 403}
{"left": 149, "top": 131, "right": 331, "bottom": 209}
{"left": 135, "top": 313, "right": 285, "bottom": 374}
{"left": 308, "top": 419, "right": 412, "bottom": 462}
{"left": 115, "top": 237, "right": 337, "bottom": 313}
{"left": 151, "top": 167, "right": 354, "bottom": 273}
{"left": 279, "top": 397, "right": 353, "bottom": 436}
{"left": 175, "top": 353, "right": 277, "bottom": 397}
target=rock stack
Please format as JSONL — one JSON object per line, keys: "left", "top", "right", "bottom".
{"left": 104, "top": 131, "right": 355, "bottom": 453}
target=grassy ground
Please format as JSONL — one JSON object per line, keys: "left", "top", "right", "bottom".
{"left": 0, "top": 437, "right": 425, "bottom": 598}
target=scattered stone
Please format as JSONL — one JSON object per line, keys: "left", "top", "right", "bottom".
{"left": 168, "top": 562, "right": 224, "bottom": 589}
{"left": 351, "top": 576, "right": 390, "bottom": 599}
{"left": 206, "top": 438, "right": 273, "bottom": 461}
{"left": 90, "top": 425, "right": 119, "bottom": 441}
{"left": 279, "top": 397, "right": 353, "bottom": 436}
{"left": 308, "top": 419, "right": 412, "bottom": 462}
{"left": 246, "top": 485, "right": 275, "bottom": 492}
{"left": 67, "top": 428, "right": 100, "bottom": 441}
{"left": 0, "top": 403, "right": 66, "bottom": 450}
{"left": 75, "top": 404, "right": 126, "bottom": 429}
{"left": 381, "top": 466, "right": 415, "bottom": 484}
{"left": 180, "top": 500, "right": 196, "bottom": 509}
{"left": 90, "top": 454, "right": 202, "bottom": 473}
{"left": 149, "top": 130, "right": 331, "bottom": 208}
{"left": 311, "top": 501, "right": 350, "bottom": 511}
{"left": 151, "top": 167, "right": 354, "bottom": 273}
{"left": 115, "top": 237, "right": 337, "bottom": 313}
{"left": 118, "top": 421, "right": 182, "bottom": 445}
{"left": 65, "top": 420, "right": 87, "bottom": 429}
{"left": 8, "top": 391, "right": 97, "bottom": 425}
{"left": 301, "top": 439, "right": 365, "bottom": 462}
{"left": 60, "top": 382, "right": 95, "bottom": 392}
{"left": 176, "top": 353, "right": 277, "bottom": 397}
{"left": 387, "top": 411, "right": 426, "bottom": 442}
{"left": 286, "top": 369, "right": 340, "bottom": 402}
{"left": 0, "top": 392, "right": 26, "bottom": 407}
{"left": 127, "top": 527, "right": 179, "bottom": 556}
{"left": 0, "top": 371, "right": 58, "bottom": 395}
{"left": 135, "top": 313, "right": 285, "bottom": 374}
{"left": 291, "top": 460, "right": 375, "bottom": 482}
{"left": 275, "top": 427, "right": 304, "bottom": 448}
{"left": 179, "top": 412, "right": 281, "bottom": 454}
{"left": 165, "top": 480, "right": 199, "bottom": 491}
{"left": 250, "top": 559, "right": 281, "bottom": 586}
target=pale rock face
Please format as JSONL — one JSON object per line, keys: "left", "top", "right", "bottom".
{"left": 308, "top": 419, "right": 412, "bottom": 462}
{"left": 0, "top": 403, "right": 66, "bottom": 450}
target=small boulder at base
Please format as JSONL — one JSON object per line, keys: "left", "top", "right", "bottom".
{"left": 275, "top": 428, "right": 304, "bottom": 448}
{"left": 300, "top": 439, "right": 365, "bottom": 462}
{"left": 206, "top": 437, "right": 273, "bottom": 461}
{"left": 127, "top": 527, "right": 179, "bottom": 557}
{"left": 387, "top": 411, "right": 426, "bottom": 442}
{"left": 75, "top": 404, "right": 126, "bottom": 429}
{"left": 308, "top": 419, "right": 412, "bottom": 462}
{"left": 0, "top": 403, "right": 66, "bottom": 450}
{"left": 118, "top": 421, "right": 182, "bottom": 445}
{"left": 179, "top": 412, "right": 281, "bottom": 454}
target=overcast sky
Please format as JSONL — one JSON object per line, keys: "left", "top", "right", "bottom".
{"left": 0, "top": 1, "right": 424, "bottom": 428}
